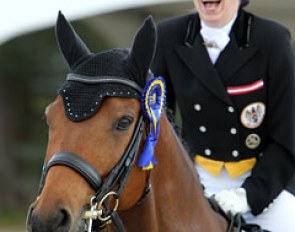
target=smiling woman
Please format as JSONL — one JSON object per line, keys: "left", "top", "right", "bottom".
{"left": 193, "top": 0, "right": 240, "bottom": 27}
{"left": 152, "top": 0, "right": 295, "bottom": 231}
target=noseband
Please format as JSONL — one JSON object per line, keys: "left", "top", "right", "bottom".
{"left": 37, "top": 75, "right": 151, "bottom": 232}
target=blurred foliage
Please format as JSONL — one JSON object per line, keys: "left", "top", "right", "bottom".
{"left": 0, "top": 209, "right": 23, "bottom": 226}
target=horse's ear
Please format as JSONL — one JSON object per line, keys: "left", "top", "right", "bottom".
{"left": 56, "top": 11, "right": 91, "bottom": 69}
{"left": 128, "top": 16, "right": 157, "bottom": 87}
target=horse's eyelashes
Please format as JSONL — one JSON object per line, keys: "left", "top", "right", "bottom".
{"left": 114, "top": 116, "right": 134, "bottom": 131}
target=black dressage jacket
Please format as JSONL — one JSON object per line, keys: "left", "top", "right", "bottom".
{"left": 152, "top": 9, "right": 295, "bottom": 215}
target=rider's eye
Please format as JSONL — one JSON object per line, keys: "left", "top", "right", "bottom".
{"left": 114, "top": 116, "right": 134, "bottom": 131}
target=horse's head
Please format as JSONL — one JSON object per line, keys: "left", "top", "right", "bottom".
{"left": 27, "top": 12, "right": 160, "bottom": 232}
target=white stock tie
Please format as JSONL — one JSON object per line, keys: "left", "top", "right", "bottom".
{"left": 200, "top": 28, "right": 230, "bottom": 64}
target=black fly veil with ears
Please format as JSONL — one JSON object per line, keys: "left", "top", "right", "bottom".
{"left": 56, "top": 12, "right": 156, "bottom": 121}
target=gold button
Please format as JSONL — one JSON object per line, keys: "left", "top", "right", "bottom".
{"left": 245, "top": 134, "right": 261, "bottom": 149}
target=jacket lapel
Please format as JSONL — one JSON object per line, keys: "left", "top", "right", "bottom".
{"left": 215, "top": 32, "right": 257, "bottom": 83}
{"left": 215, "top": 9, "right": 258, "bottom": 83}
{"left": 174, "top": 33, "right": 232, "bottom": 104}
{"left": 174, "top": 9, "right": 258, "bottom": 104}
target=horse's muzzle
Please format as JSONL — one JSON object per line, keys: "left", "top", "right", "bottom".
{"left": 26, "top": 202, "right": 72, "bottom": 232}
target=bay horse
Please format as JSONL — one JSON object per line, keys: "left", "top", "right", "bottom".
{"left": 26, "top": 12, "right": 246, "bottom": 232}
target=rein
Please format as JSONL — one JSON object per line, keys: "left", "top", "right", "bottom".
{"left": 37, "top": 75, "right": 152, "bottom": 232}
{"left": 208, "top": 197, "right": 268, "bottom": 232}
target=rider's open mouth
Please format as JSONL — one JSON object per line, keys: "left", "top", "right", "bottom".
{"left": 201, "top": 0, "right": 222, "bottom": 7}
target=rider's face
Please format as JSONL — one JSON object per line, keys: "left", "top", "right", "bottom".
{"left": 194, "top": 0, "right": 240, "bottom": 27}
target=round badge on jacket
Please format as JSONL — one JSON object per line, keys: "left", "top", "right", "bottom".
{"left": 240, "top": 102, "right": 265, "bottom": 129}
{"left": 245, "top": 134, "right": 261, "bottom": 149}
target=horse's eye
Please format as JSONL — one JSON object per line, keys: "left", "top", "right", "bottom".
{"left": 115, "top": 116, "right": 134, "bottom": 131}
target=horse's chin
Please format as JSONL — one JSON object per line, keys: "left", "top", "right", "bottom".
{"left": 72, "top": 207, "right": 89, "bottom": 232}
{"left": 73, "top": 214, "right": 100, "bottom": 232}
{"left": 72, "top": 219, "right": 86, "bottom": 232}
{"left": 26, "top": 200, "right": 38, "bottom": 231}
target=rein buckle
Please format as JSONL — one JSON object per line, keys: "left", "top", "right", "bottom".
{"left": 84, "top": 196, "right": 100, "bottom": 232}
{"left": 97, "top": 191, "right": 119, "bottom": 222}
{"left": 83, "top": 192, "right": 119, "bottom": 231}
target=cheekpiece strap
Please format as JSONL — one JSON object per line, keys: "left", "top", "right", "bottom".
{"left": 138, "top": 76, "right": 166, "bottom": 170}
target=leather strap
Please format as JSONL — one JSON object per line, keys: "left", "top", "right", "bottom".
{"left": 37, "top": 115, "right": 145, "bottom": 232}
{"left": 36, "top": 73, "right": 152, "bottom": 232}
{"left": 67, "top": 74, "right": 143, "bottom": 94}
{"left": 111, "top": 211, "right": 126, "bottom": 232}
{"left": 95, "top": 115, "right": 144, "bottom": 201}
{"left": 47, "top": 152, "right": 102, "bottom": 190}
{"left": 208, "top": 197, "right": 268, "bottom": 232}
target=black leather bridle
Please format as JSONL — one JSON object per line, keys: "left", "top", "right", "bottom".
{"left": 37, "top": 74, "right": 151, "bottom": 232}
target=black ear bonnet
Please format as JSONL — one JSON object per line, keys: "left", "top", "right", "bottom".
{"left": 56, "top": 12, "right": 156, "bottom": 121}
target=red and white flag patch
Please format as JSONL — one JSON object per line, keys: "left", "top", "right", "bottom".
{"left": 227, "top": 79, "right": 264, "bottom": 96}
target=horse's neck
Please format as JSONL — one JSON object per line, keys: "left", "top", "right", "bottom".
{"left": 120, "top": 115, "right": 227, "bottom": 232}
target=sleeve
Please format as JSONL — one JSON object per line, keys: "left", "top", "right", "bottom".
{"left": 242, "top": 27, "right": 295, "bottom": 215}
{"left": 151, "top": 23, "right": 176, "bottom": 113}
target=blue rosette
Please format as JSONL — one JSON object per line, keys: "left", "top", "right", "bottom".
{"left": 138, "top": 76, "right": 166, "bottom": 170}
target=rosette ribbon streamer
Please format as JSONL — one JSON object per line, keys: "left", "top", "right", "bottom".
{"left": 138, "top": 76, "right": 166, "bottom": 170}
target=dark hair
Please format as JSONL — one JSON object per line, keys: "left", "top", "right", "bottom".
{"left": 240, "top": 0, "right": 249, "bottom": 7}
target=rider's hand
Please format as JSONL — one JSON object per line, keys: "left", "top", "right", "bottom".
{"left": 214, "top": 188, "right": 251, "bottom": 215}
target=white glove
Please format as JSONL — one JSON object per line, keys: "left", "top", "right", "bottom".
{"left": 214, "top": 188, "right": 251, "bottom": 215}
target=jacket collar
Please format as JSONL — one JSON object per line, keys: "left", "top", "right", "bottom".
{"left": 175, "top": 10, "right": 257, "bottom": 104}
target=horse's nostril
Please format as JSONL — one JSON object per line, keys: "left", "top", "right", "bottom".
{"left": 28, "top": 207, "right": 72, "bottom": 232}
{"left": 57, "top": 208, "right": 71, "bottom": 229}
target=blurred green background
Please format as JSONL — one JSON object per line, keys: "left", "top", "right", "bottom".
{"left": 0, "top": 1, "right": 294, "bottom": 231}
